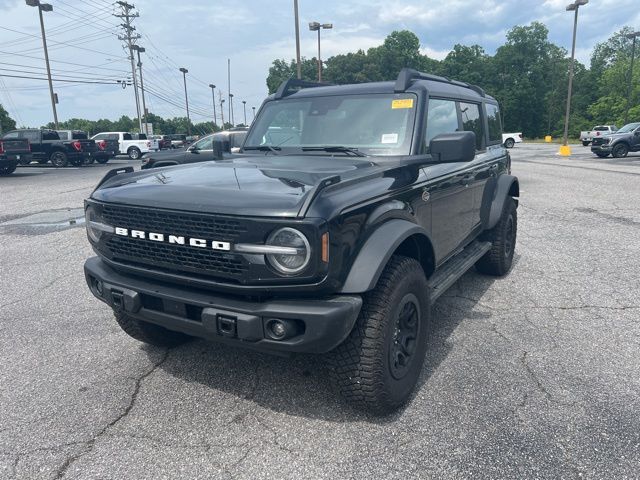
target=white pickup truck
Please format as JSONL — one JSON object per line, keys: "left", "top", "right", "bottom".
{"left": 579, "top": 125, "right": 617, "bottom": 146}
{"left": 502, "top": 132, "right": 522, "bottom": 148}
{"left": 91, "top": 132, "right": 158, "bottom": 160}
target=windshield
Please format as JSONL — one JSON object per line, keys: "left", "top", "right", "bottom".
{"left": 244, "top": 93, "right": 417, "bottom": 156}
{"left": 616, "top": 123, "right": 640, "bottom": 133}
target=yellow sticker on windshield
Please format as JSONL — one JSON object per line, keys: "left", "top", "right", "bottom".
{"left": 392, "top": 98, "right": 414, "bottom": 109}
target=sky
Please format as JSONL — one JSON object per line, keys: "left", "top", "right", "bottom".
{"left": 0, "top": 0, "right": 638, "bottom": 129}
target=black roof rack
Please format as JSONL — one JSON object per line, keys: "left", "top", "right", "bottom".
{"left": 274, "top": 78, "right": 332, "bottom": 99}
{"left": 394, "top": 68, "right": 485, "bottom": 97}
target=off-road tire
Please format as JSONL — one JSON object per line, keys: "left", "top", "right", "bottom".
{"left": 113, "top": 310, "right": 193, "bottom": 347}
{"left": 49, "top": 150, "right": 68, "bottom": 168}
{"left": 96, "top": 157, "right": 110, "bottom": 164}
{"left": 612, "top": 143, "right": 629, "bottom": 158}
{"left": 582, "top": 141, "right": 590, "bottom": 146}
{"left": 595, "top": 152, "right": 609, "bottom": 158}
{"left": 128, "top": 147, "right": 141, "bottom": 160}
{"left": 476, "top": 197, "right": 517, "bottom": 276}
{"left": 328, "top": 255, "right": 430, "bottom": 415}
{"left": 0, "top": 165, "right": 17, "bottom": 176}
{"left": 504, "top": 138, "right": 515, "bottom": 148}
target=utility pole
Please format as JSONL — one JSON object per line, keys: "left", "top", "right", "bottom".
{"left": 624, "top": 31, "right": 640, "bottom": 125}
{"left": 293, "top": 0, "right": 301, "bottom": 79}
{"left": 252, "top": 106, "right": 256, "bottom": 121}
{"left": 229, "top": 93, "right": 235, "bottom": 126}
{"left": 219, "top": 93, "right": 225, "bottom": 128}
{"left": 115, "top": 1, "right": 142, "bottom": 132}
{"left": 26, "top": 0, "right": 58, "bottom": 129}
{"left": 179, "top": 67, "right": 191, "bottom": 136}
{"left": 209, "top": 84, "right": 217, "bottom": 130}
{"left": 132, "top": 45, "right": 148, "bottom": 134}
{"left": 242, "top": 100, "right": 247, "bottom": 125}
{"left": 227, "top": 58, "right": 232, "bottom": 126}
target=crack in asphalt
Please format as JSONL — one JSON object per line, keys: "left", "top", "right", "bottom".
{"left": 52, "top": 349, "right": 170, "bottom": 479}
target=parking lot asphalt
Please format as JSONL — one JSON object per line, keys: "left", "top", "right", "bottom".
{"left": 1, "top": 144, "right": 639, "bottom": 479}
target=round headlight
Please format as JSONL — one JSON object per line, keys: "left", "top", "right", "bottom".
{"left": 266, "top": 228, "right": 311, "bottom": 275}
{"left": 85, "top": 206, "right": 111, "bottom": 243}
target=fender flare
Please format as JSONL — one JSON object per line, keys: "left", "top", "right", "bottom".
{"left": 340, "top": 219, "right": 432, "bottom": 294}
{"left": 486, "top": 174, "right": 519, "bottom": 230}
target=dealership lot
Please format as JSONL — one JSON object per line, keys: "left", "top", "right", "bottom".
{"left": 1, "top": 144, "right": 639, "bottom": 479}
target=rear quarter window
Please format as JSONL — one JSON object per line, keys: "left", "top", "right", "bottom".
{"left": 486, "top": 104, "right": 502, "bottom": 144}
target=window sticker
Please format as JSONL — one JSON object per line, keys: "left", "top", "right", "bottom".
{"left": 381, "top": 133, "right": 399, "bottom": 144}
{"left": 392, "top": 98, "right": 414, "bottom": 109}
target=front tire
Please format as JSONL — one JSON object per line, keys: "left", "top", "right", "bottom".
{"left": 504, "top": 138, "right": 515, "bottom": 148}
{"left": 476, "top": 197, "right": 517, "bottom": 276}
{"left": 49, "top": 150, "right": 68, "bottom": 168}
{"left": 329, "top": 256, "right": 430, "bottom": 415}
{"left": 612, "top": 143, "right": 629, "bottom": 158}
{"left": 113, "top": 311, "right": 193, "bottom": 347}
{"left": 595, "top": 152, "right": 609, "bottom": 158}
{"left": 128, "top": 147, "right": 141, "bottom": 160}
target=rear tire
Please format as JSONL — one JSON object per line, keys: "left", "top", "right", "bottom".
{"left": 49, "top": 150, "right": 68, "bottom": 168}
{"left": 0, "top": 165, "right": 17, "bottom": 176}
{"left": 128, "top": 147, "right": 141, "bottom": 160}
{"left": 476, "top": 197, "right": 517, "bottom": 276}
{"left": 612, "top": 143, "right": 629, "bottom": 158}
{"left": 113, "top": 310, "right": 193, "bottom": 347}
{"left": 582, "top": 141, "right": 590, "bottom": 146}
{"left": 504, "top": 138, "right": 515, "bottom": 148}
{"left": 328, "top": 256, "right": 430, "bottom": 415}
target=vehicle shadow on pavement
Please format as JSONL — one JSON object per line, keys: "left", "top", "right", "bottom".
{"left": 151, "top": 267, "right": 502, "bottom": 423}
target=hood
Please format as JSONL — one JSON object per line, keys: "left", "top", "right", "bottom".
{"left": 92, "top": 155, "right": 376, "bottom": 217}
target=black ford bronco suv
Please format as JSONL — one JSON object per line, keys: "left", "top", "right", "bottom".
{"left": 84, "top": 68, "right": 519, "bottom": 414}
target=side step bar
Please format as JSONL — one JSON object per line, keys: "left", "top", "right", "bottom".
{"left": 428, "top": 240, "right": 492, "bottom": 303}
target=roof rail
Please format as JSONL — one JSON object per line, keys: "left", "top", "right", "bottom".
{"left": 274, "top": 78, "right": 331, "bottom": 99}
{"left": 394, "top": 67, "right": 486, "bottom": 97}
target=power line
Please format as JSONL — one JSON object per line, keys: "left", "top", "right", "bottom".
{"left": 0, "top": 73, "right": 130, "bottom": 86}
{"left": 0, "top": 50, "right": 129, "bottom": 73}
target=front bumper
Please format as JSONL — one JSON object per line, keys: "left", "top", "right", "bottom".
{"left": 591, "top": 144, "right": 612, "bottom": 153}
{"left": 84, "top": 257, "right": 362, "bottom": 354}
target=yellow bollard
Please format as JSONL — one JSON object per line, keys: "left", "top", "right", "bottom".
{"left": 558, "top": 145, "right": 571, "bottom": 156}
{"left": 545, "top": 135, "right": 552, "bottom": 142}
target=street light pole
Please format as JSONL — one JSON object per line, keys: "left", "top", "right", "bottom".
{"left": 308, "top": 22, "right": 333, "bottom": 82}
{"left": 229, "top": 93, "right": 235, "bottom": 126}
{"left": 242, "top": 100, "right": 247, "bottom": 125}
{"left": 252, "top": 106, "right": 256, "bottom": 121}
{"left": 179, "top": 67, "right": 191, "bottom": 136}
{"left": 220, "top": 98, "right": 225, "bottom": 127}
{"left": 293, "top": 0, "right": 301, "bottom": 79}
{"left": 132, "top": 45, "right": 148, "bottom": 135}
{"left": 209, "top": 84, "right": 217, "bottom": 131}
{"left": 26, "top": 0, "right": 58, "bottom": 129}
{"left": 559, "top": 0, "right": 588, "bottom": 156}
{"left": 624, "top": 31, "right": 640, "bottom": 125}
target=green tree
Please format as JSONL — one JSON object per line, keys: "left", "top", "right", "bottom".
{"left": 0, "top": 104, "right": 17, "bottom": 134}
{"left": 266, "top": 57, "right": 318, "bottom": 94}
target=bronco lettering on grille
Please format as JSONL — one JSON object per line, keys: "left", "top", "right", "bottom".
{"left": 114, "top": 227, "right": 231, "bottom": 251}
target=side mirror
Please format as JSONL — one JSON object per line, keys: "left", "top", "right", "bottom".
{"left": 429, "top": 131, "right": 476, "bottom": 163}
{"left": 189, "top": 146, "right": 200, "bottom": 153}
{"left": 213, "top": 139, "right": 224, "bottom": 160}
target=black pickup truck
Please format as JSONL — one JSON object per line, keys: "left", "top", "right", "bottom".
{"left": 0, "top": 137, "right": 32, "bottom": 175}
{"left": 1, "top": 129, "right": 85, "bottom": 167}
{"left": 83, "top": 69, "right": 519, "bottom": 414}
{"left": 56, "top": 130, "right": 98, "bottom": 165}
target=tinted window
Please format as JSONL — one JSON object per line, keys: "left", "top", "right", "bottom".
{"left": 486, "top": 104, "right": 502, "bottom": 143}
{"left": 57, "top": 131, "right": 69, "bottom": 140}
{"left": 593, "top": 126, "right": 609, "bottom": 131}
{"left": 22, "top": 131, "right": 40, "bottom": 142}
{"left": 425, "top": 99, "right": 459, "bottom": 152}
{"left": 72, "top": 132, "right": 88, "bottom": 139}
{"left": 459, "top": 102, "right": 484, "bottom": 150}
{"left": 42, "top": 130, "right": 59, "bottom": 140}
{"left": 123, "top": 133, "right": 132, "bottom": 140}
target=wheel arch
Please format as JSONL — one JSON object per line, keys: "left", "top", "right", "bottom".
{"left": 339, "top": 219, "right": 435, "bottom": 294}
{"left": 484, "top": 174, "right": 519, "bottom": 230}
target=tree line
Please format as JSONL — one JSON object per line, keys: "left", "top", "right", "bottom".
{"left": 267, "top": 23, "right": 640, "bottom": 139}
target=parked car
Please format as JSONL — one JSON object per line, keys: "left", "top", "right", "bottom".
{"left": 83, "top": 68, "right": 519, "bottom": 414}
{"left": 0, "top": 137, "right": 32, "bottom": 175}
{"left": 56, "top": 130, "right": 97, "bottom": 165}
{"left": 167, "top": 134, "right": 188, "bottom": 149}
{"left": 579, "top": 125, "right": 617, "bottom": 146}
{"left": 1, "top": 129, "right": 84, "bottom": 167}
{"left": 502, "top": 132, "right": 522, "bottom": 148}
{"left": 132, "top": 133, "right": 159, "bottom": 151}
{"left": 151, "top": 135, "right": 172, "bottom": 150}
{"left": 92, "top": 131, "right": 153, "bottom": 160}
{"left": 89, "top": 133, "right": 120, "bottom": 164}
{"left": 140, "top": 128, "right": 248, "bottom": 169}
{"left": 590, "top": 122, "right": 640, "bottom": 158}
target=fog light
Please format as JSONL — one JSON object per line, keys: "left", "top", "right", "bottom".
{"left": 270, "top": 321, "right": 286, "bottom": 338}
{"left": 265, "top": 318, "right": 301, "bottom": 341}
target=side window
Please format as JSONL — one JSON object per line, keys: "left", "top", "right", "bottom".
{"left": 459, "top": 102, "right": 484, "bottom": 150}
{"left": 58, "top": 131, "right": 69, "bottom": 140}
{"left": 192, "top": 136, "right": 213, "bottom": 150}
{"left": 22, "top": 130, "right": 40, "bottom": 142}
{"left": 123, "top": 133, "right": 132, "bottom": 140}
{"left": 424, "top": 99, "right": 459, "bottom": 152}
{"left": 486, "top": 104, "right": 502, "bottom": 144}
{"left": 42, "top": 130, "right": 59, "bottom": 140}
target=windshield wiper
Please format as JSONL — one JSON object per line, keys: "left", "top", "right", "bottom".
{"left": 243, "top": 145, "right": 281, "bottom": 154}
{"left": 302, "top": 146, "right": 366, "bottom": 157}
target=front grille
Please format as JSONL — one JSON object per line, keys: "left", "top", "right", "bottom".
{"left": 100, "top": 204, "right": 251, "bottom": 281}
{"left": 592, "top": 138, "right": 609, "bottom": 146}
{"left": 102, "top": 204, "right": 247, "bottom": 240}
